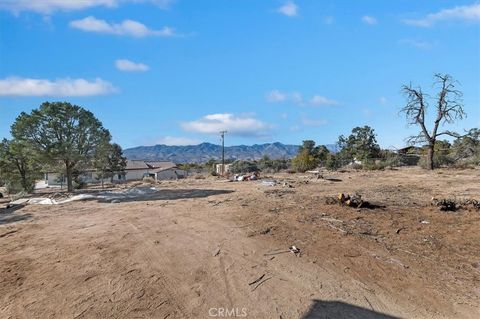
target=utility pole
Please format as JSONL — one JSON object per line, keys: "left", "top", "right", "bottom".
{"left": 220, "top": 130, "right": 227, "bottom": 175}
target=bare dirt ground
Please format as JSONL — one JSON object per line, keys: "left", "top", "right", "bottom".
{"left": 1, "top": 167, "right": 479, "bottom": 319}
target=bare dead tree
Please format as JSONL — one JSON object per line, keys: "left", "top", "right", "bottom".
{"left": 400, "top": 74, "right": 465, "bottom": 170}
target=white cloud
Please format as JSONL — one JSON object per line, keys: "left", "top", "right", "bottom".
{"left": 0, "top": 0, "right": 116, "bottom": 14}
{"left": 115, "top": 59, "right": 149, "bottom": 72}
{"left": 362, "top": 108, "right": 372, "bottom": 117}
{"left": 265, "top": 90, "right": 287, "bottom": 102}
{"left": 277, "top": 1, "right": 298, "bottom": 17}
{"left": 155, "top": 136, "right": 199, "bottom": 146}
{"left": 362, "top": 15, "right": 378, "bottom": 25}
{"left": 379, "top": 97, "right": 388, "bottom": 105}
{"left": 403, "top": 3, "right": 480, "bottom": 27}
{"left": 149, "top": 0, "right": 176, "bottom": 10}
{"left": 0, "top": 77, "right": 117, "bottom": 96}
{"left": 70, "top": 16, "right": 177, "bottom": 37}
{"left": 265, "top": 90, "right": 301, "bottom": 104}
{"left": 181, "top": 113, "right": 271, "bottom": 137}
{"left": 289, "top": 125, "right": 301, "bottom": 132}
{"left": 291, "top": 92, "right": 304, "bottom": 105}
{"left": 265, "top": 90, "right": 337, "bottom": 107}
{"left": 399, "top": 38, "right": 433, "bottom": 50}
{"left": 310, "top": 95, "right": 338, "bottom": 106}
{"left": 0, "top": 0, "right": 175, "bottom": 14}
{"left": 301, "top": 115, "right": 328, "bottom": 127}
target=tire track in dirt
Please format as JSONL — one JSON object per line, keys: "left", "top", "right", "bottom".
{"left": 125, "top": 221, "right": 189, "bottom": 318}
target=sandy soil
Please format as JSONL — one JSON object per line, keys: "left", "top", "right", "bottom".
{"left": 0, "top": 167, "right": 479, "bottom": 319}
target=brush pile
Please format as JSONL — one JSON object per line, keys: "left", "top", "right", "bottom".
{"left": 325, "top": 193, "right": 369, "bottom": 208}
{"left": 431, "top": 197, "right": 480, "bottom": 212}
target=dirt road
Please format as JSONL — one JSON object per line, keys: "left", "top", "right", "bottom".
{"left": 1, "top": 167, "right": 479, "bottom": 318}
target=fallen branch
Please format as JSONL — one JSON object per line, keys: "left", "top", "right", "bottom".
{"left": 263, "top": 250, "right": 290, "bottom": 257}
{"left": 364, "top": 296, "right": 374, "bottom": 311}
{"left": 251, "top": 277, "right": 272, "bottom": 291}
{"left": 327, "top": 224, "right": 348, "bottom": 234}
{"left": 248, "top": 274, "right": 266, "bottom": 286}
{"left": 320, "top": 217, "right": 344, "bottom": 223}
{"left": 0, "top": 230, "right": 18, "bottom": 238}
{"left": 397, "top": 248, "right": 434, "bottom": 261}
{"left": 231, "top": 223, "right": 254, "bottom": 229}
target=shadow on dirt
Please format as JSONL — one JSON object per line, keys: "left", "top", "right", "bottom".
{"left": 0, "top": 205, "right": 32, "bottom": 225}
{"left": 360, "top": 203, "right": 387, "bottom": 210}
{"left": 93, "top": 188, "right": 235, "bottom": 203}
{"left": 302, "top": 300, "right": 401, "bottom": 319}
{"left": 325, "top": 178, "right": 343, "bottom": 182}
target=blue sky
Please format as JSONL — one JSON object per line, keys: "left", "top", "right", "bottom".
{"left": 0, "top": 0, "right": 479, "bottom": 149}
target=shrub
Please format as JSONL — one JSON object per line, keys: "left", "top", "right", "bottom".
{"left": 351, "top": 163, "right": 363, "bottom": 170}
{"left": 142, "top": 176, "right": 156, "bottom": 184}
{"left": 11, "top": 190, "right": 28, "bottom": 200}
{"left": 5, "top": 181, "right": 22, "bottom": 194}
{"left": 325, "top": 153, "right": 341, "bottom": 171}
{"left": 418, "top": 153, "right": 455, "bottom": 169}
{"left": 292, "top": 150, "right": 317, "bottom": 172}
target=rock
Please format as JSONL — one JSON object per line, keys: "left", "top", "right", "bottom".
{"left": 111, "top": 199, "right": 121, "bottom": 204}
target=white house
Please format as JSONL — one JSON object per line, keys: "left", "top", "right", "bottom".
{"left": 128, "top": 160, "right": 187, "bottom": 181}
{"left": 44, "top": 160, "right": 187, "bottom": 186}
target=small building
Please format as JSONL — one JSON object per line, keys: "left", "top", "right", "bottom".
{"left": 44, "top": 160, "right": 187, "bottom": 186}
{"left": 215, "top": 163, "right": 231, "bottom": 175}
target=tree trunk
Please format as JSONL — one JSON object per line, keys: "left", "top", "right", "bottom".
{"left": 14, "top": 161, "right": 30, "bottom": 192}
{"left": 427, "top": 143, "right": 435, "bottom": 170}
{"left": 20, "top": 172, "right": 28, "bottom": 192}
{"left": 66, "top": 162, "right": 74, "bottom": 192}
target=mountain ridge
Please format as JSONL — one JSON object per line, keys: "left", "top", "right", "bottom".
{"left": 123, "top": 142, "right": 338, "bottom": 163}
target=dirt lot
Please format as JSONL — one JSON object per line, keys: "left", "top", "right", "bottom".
{"left": 1, "top": 167, "right": 479, "bottom": 319}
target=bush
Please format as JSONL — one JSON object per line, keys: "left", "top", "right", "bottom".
{"left": 351, "top": 163, "right": 363, "bottom": 170}
{"left": 362, "top": 158, "right": 400, "bottom": 170}
{"left": 230, "top": 160, "right": 259, "bottom": 174}
{"left": 5, "top": 181, "right": 22, "bottom": 194}
{"left": 450, "top": 162, "right": 476, "bottom": 169}
{"left": 292, "top": 151, "right": 317, "bottom": 172}
{"left": 11, "top": 190, "right": 28, "bottom": 200}
{"left": 418, "top": 153, "right": 455, "bottom": 169}
{"left": 325, "top": 153, "right": 341, "bottom": 171}
{"left": 142, "top": 176, "right": 156, "bottom": 184}
{"left": 73, "top": 180, "right": 87, "bottom": 189}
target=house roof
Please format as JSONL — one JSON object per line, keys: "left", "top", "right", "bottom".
{"left": 125, "top": 160, "right": 150, "bottom": 170}
{"left": 396, "top": 146, "right": 422, "bottom": 154}
{"left": 150, "top": 165, "right": 178, "bottom": 173}
{"left": 145, "top": 161, "right": 176, "bottom": 169}
{"left": 125, "top": 160, "right": 177, "bottom": 170}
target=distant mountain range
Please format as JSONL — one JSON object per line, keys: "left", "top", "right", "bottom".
{"left": 124, "top": 142, "right": 338, "bottom": 163}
